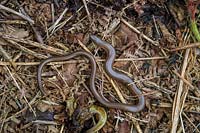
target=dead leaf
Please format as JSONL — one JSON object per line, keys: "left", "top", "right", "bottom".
{"left": 118, "top": 121, "right": 130, "bottom": 133}
{"left": 157, "top": 20, "right": 176, "bottom": 44}
{"left": 113, "top": 23, "right": 139, "bottom": 68}
{"left": 9, "top": 28, "right": 29, "bottom": 39}
{"left": 62, "top": 63, "right": 78, "bottom": 86}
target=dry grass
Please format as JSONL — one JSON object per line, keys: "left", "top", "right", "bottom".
{"left": 0, "top": 0, "right": 199, "bottom": 132}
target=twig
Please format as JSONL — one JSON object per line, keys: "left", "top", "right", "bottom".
{"left": 0, "top": 107, "right": 8, "bottom": 132}
{"left": 116, "top": 56, "right": 168, "bottom": 61}
{"left": 121, "top": 18, "right": 159, "bottom": 46}
{"left": 146, "top": 81, "right": 200, "bottom": 101}
{"left": 51, "top": 3, "right": 55, "bottom": 23}
{"left": 32, "top": 120, "right": 58, "bottom": 125}
{"left": 105, "top": 73, "right": 127, "bottom": 104}
{"left": 125, "top": 113, "right": 148, "bottom": 123}
{"left": 170, "top": 42, "right": 200, "bottom": 51}
{"left": 183, "top": 112, "right": 200, "bottom": 133}
{"left": 86, "top": 0, "right": 112, "bottom": 11}
{"left": 0, "top": 45, "right": 16, "bottom": 68}
{"left": 60, "top": 124, "right": 65, "bottom": 133}
{"left": 82, "top": 0, "right": 92, "bottom": 22}
{"left": 0, "top": 20, "right": 27, "bottom": 25}
{"left": 1, "top": 92, "right": 40, "bottom": 123}
{"left": 5, "top": 66, "right": 36, "bottom": 117}
{"left": 78, "top": 39, "right": 92, "bottom": 54}
{"left": 48, "top": 7, "right": 68, "bottom": 33}
{"left": 31, "top": 25, "right": 44, "bottom": 44}
{"left": 179, "top": 114, "right": 185, "bottom": 133}
{"left": 53, "top": 0, "right": 59, "bottom": 8}
{"left": 5, "top": 39, "right": 47, "bottom": 59}
{"left": 1, "top": 35, "right": 65, "bottom": 55}
{"left": 54, "top": 42, "right": 70, "bottom": 52}
{"left": 0, "top": 4, "right": 34, "bottom": 24}
{"left": 172, "top": 70, "right": 194, "bottom": 89}
{"left": 171, "top": 49, "right": 190, "bottom": 133}
{"left": 0, "top": 56, "right": 167, "bottom": 66}
{"left": 15, "top": 1, "right": 44, "bottom": 44}
{"left": 51, "top": 6, "right": 84, "bottom": 35}
{"left": 152, "top": 15, "right": 161, "bottom": 39}
{"left": 122, "top": 0, "right": 140, "bottom": 11}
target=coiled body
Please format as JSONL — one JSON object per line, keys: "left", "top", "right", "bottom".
{"left": 37, "top": 35, "right": 145, "bottom": 112}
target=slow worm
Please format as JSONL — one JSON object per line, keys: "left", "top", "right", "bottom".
{"left": 37, "top": 35, "right": 145, "bottom": 112}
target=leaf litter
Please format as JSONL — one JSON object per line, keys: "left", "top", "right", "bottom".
{"left": 0, "top": 0, "right": 200, "bottom": 132}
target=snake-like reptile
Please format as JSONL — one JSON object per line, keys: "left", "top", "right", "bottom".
{"left": 37, "top": 35, "right": 145, "bottom": 112}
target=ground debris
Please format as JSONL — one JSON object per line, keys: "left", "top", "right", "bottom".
{"left": 0, "top": 0, "right": 199, "bottom": 132}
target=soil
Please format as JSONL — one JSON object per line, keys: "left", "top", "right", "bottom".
{"left": 0, "top": 0, "right": 199, "bottom": 132}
